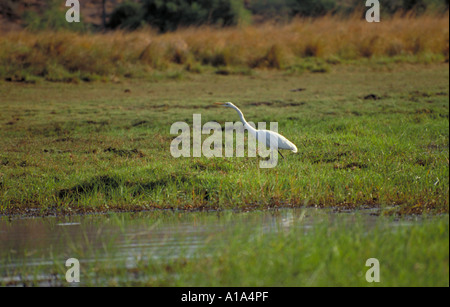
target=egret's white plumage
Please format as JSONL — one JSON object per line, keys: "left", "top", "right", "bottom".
{"left": 215, "top": 102, "right": 298, "bottom": 157}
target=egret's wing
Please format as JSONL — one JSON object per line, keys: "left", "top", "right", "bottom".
{"left": 258, "top": 130, "right": 298, "bottom": 153}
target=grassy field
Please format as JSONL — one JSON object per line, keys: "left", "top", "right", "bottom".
{"left": 112, "top": 213, "right": 449, "bottom": 287}
{"left": 1, "top": 210, "right": 448, "bottom": 287}
{"left": 0, "top": 62, "right": 448, "bottom": 216}
{"left": 0, "top": 14, "right": 448, "bottom": 287}
{"left": 1, "top": 14, "right": 448, "bottom": 82}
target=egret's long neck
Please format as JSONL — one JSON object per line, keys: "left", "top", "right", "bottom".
{"left": 230, "top": 105, "right": 257, "bottom": 136}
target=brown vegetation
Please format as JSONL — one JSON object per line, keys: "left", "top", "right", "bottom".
{"left": 0, "top": 13, "right": 448, "bottom": 81}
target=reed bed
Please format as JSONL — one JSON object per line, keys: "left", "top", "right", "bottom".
{"left": 0, "top": 13, "right": 448, "bottom": 81}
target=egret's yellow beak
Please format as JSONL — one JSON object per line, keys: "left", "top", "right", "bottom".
{"left": 214, "top": 102, "right": 226, "bottom": 106}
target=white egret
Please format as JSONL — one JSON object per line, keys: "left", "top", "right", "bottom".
{"left": 214, "top": 102, "right": 298, "bottom": 158}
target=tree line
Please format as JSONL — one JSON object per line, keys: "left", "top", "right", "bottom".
{"left": 4, "top": 0, "right": 448, "bottom": 32}
{"left": 109, "top": 0, "right": 449, "bottom": 31}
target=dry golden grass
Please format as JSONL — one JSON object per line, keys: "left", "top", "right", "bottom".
{"left": 177, "top": 12, "right": 449, "bottom": 64}
{"left": 0, "top": 13, "right": 448, "bottom": 81}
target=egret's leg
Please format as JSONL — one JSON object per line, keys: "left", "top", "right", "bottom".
{"left": 278, "top": 150, "right": 285, "bottom": 159}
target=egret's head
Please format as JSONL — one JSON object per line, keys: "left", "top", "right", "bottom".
{"left": 214, "top": 102, "right": 235, "bottom": 108}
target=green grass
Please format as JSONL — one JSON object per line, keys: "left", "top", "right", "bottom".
{"left": 1, "top": 210, "right": 448, "bottom": 287}
{"left": 168, "top": 215, "right": 449, "bottom": 287}
{"left": 0, "top": 62, "right": 448, "bottom": 216}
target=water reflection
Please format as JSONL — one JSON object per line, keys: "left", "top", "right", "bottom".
{"left": 0, "top": 208, "right": 400, "bottom": 285}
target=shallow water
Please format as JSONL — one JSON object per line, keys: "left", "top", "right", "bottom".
{"left": 0, "top": 208, "right": 418, "bottom": 286}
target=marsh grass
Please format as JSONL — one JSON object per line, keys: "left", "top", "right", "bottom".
{"left": 0, "top": 13, "right": 448, "bottom": 82}
{"left": 1, "top": 211, "right": 448, "bottom": 286}
{"left": 0, "top": 62, "right": 448, "bottom": 216}
{"left": 175, "top": 215, "right": 449, "bottom": 287}
{"left": 80, "top": 215, "right": 450, "bottom": 287}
